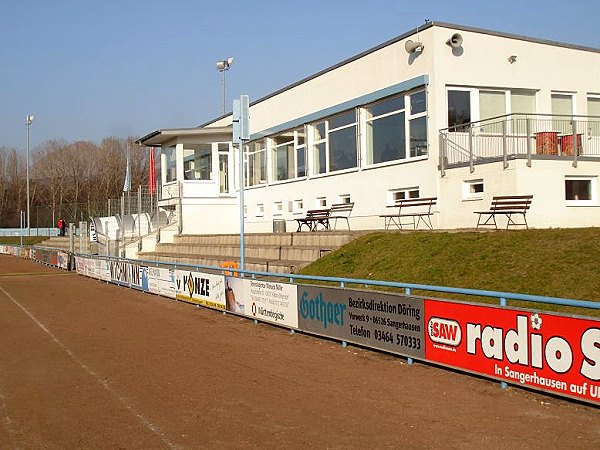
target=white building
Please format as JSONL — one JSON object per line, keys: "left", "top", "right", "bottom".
{"left": 137, "top": 21, "right": 600, "bottom": 235}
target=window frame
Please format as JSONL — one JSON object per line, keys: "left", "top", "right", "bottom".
{"left": 310, "top": 110, "right": 358, "bottom": 176}
{"left": 387, "top": 187, "right": 420, "bottom": 206}
{"left": 363, "top": 88, "right": 428, "bottom": 166}
{"left": 462, "top": 179, "right": 485, "bottom": 201}
{"left": 565, "top": 176, "right": 597, "bottom": 206}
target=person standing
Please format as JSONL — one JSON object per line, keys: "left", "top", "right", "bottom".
{"left": 58, "top": 218, "right": 66, "bottom": 236}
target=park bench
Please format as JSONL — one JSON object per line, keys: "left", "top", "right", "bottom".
{"left": 380, "top": 197, "right": 436, "bottom": 230}
{"left": 475, "top": 195, "right": 533, "bottom": 229}
{"left": 295, "top": 203, "right": 354, "bottom": 232}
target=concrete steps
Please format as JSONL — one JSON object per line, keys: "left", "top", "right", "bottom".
{"left": 138, "top": 231, "right": 367, "bottom": 274}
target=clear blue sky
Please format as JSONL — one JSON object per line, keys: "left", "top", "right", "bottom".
{"left": 2, "top": 0, "right": 598, "bottom": 152}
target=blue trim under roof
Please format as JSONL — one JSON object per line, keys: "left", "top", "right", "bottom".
{"left": 249, "top": 75, "right": 428, "bottom": 141}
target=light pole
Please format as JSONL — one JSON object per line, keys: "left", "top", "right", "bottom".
{"left": 26, "top": 114, "right": 34, "bottom": 236}
{"left": 216, "top": 57, "right": 234, "bottom": 115}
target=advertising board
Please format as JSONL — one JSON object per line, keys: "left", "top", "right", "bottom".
{"left": 425, "top": 299, "right": 600, "bottom": 404}
{"left": 148, "top": 266, "right": 176, "bottom": 298}
{"left": 107, "top": 260, "right": 148, "bottom": 291}
{"left": 297, "top": 285, "right": 425, "bottom": 358}
{"left": 175, "top": 269, "right": 225, "bottom": 309}
{"left": 225, "top": 277, "right": 298, "bottom": 328}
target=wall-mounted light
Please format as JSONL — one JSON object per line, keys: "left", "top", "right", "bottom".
{"left": 508, "top": 55, "right": 517, "bottom": 64}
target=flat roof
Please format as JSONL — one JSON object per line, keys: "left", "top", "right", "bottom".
{"left": 136, "top": 126, "right": 232, "bottom": 146}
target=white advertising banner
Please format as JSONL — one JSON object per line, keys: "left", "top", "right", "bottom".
{"left": 148, "top": 266, "right": 176, "bottom": 299}
{"left": 175, "top": 269, "right": 225, "bottom": 309}
{"left": 225, "top": 277, "right": 298, "bottom": 328}
{"left": 57, "top": 251, "right": 69, "bottom": 270}
{"left": 75, "top": 256, "right": 95, "bottom": 277}
{"left": 95, "top": 258, "right": 111, "bottom": 281}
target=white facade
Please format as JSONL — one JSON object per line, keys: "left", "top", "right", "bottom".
{"left": 138, "top": 22, "right": 600, "bottom": 233}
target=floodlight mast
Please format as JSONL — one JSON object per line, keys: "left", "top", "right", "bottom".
{"left": 25, "top": 114, "right": 34, "bottom": 236}
{"left": 216, "top": 58, "right": 234, "bottom": 115}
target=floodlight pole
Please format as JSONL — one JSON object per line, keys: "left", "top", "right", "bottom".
{"left": 216, "top": 58, "right": 233, "bottom": 115}
{"left": 26, "top": 115, "right": 34, "bottom": 236}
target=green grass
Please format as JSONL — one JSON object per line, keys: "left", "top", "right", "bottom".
{"left": 299, "top": 228, "right": 600, "bottom": 316}
{"left": 0, "top": 236, "right": 48, "bottom": 245}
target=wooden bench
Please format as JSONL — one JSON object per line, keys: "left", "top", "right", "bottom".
{"left": 295, "top": 203, "right": 354, "bottom": 232}
{"left": 295, "top": 208, "right": 331, "bottom": 232}
{"left": 475, "top": 195, "right": 533, "bottom": 229}
{"left": 380, "top": 197, "right": 436, "bottom": 230}
{"left": 328, "top": 203, "right": 354, "bottom": 230}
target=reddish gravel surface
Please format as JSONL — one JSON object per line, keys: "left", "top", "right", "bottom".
{"left": 0, "top": 255, "right": 598, "bottom": 449}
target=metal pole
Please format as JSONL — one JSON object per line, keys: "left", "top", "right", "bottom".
{"left": 572, "top": 119, "right": 578, "bottom": 168}
{"left": 238, "top": 141, "right": 245, "bottom": 270}
{"left": 20, "top": 210, "right": 23, "bottom": 246}
{"left": 26, "top": 116, "right": 33, "bottom": 236}
{"left": 221, "top": 69, "right": 226, "bottom": 115}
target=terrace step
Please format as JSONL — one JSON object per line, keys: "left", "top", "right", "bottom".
{"left": 137, "top": 231, "right": 367, "bottom": 274}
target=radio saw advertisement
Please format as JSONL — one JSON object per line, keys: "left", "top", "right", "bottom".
{"left": 425, "top": 299, "right": 600, "bottom": 405}
{"left": 297, "top": 285, "right": 424, "bottom": 358}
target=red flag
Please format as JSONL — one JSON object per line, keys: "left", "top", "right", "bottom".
{"left": 149, "top": 147, "right": 157, "bottom": 194}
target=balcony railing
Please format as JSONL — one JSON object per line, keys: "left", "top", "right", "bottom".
{"left": 439, "top": 114, "right": 600, "bottom": 175}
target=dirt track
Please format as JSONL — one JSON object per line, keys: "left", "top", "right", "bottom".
{"left": 0, "top": 255, "right": 598, "bottom": 449}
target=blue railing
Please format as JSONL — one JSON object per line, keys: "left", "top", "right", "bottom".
{"left": 91, "top": 254, "right": 600, "bottom": 312}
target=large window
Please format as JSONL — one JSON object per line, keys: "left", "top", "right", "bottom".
{"left": 552, "top": 93, "right": 575, "bottom": 134}
{"left": 244, "top": 141, "right": 267, "bottom": 187}
{"left": 165, "top": 146, "right": 176, "bottom": 183}
{"left": 312, "top": 110, "right": 357, "bottom": 174}
{"left": 183, "top": 144, "right": 212, "bottom": 180}
{"left": 271, "top": 128, "right": 306, "bottom": 181}
{"left": 365, "top": 90, "right": 427, "bottom": 164}
{"left": 448, "top": 88, "right": 537, "bottom": 131}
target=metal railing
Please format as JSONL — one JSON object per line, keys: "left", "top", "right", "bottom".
{"left": 77, "top": 253, "right": 600, "bottom": 313}
{"left": 439, "top": 114, "right": 600, "bottom": 175}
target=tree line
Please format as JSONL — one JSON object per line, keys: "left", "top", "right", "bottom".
{"left": 0, "top": 137, "right": 151, "bottom": 228}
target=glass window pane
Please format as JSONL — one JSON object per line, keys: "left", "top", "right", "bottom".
{"left": 448, "top": 90, "right": 471, "bottom": 130}
{"left": 370, "top": 112, "right": 406, "bottom": 163}
{"left": 552, "top": 94, "right": 574, "bottom": 134}
{"left": 329, "top": 111, "right": 355, "bottom": 130}
{"left": 369, "top": 96, "right": 405, "bottom": 118}
{"left": 183, "top": 144, "right": 212, "bottom": 180}
{"left": 296, "top": 147, "right": 306, "bottom": 177}
{"left": 314, "top": 142, "right": 326, "bottom": 174}
{"left": 511, "top": 90, "right": 536, "bottom": 114}
{"left": 552, "top": 94, "right": 573, "bottom": 116}
{"left": 588, "top": 98, "right": 600, "bottom": 136}
{"left": 410, "top": 91, "right": 426, "bottom": 115}
{"left": 480, "top": 91, "right": 506, "bottom": 121}
{"left": 165, "top": 146, "right": 176, "bottom": 183}
{"left": 410, "top": 116, "right": 427, "bottom": 157}
{"left": 314, "top": 122, "right": 326, "bottom": 141}
{"left": 329, "top": 126, "right": 357, "bottom": 171}
{"left": 566, "top": 180, "right": 591, "bottom": 200}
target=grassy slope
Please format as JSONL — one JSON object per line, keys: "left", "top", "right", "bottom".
{"left": 300, "top": 229, "right": 600, "bottom": 314}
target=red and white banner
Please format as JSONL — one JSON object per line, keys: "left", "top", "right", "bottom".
{"left": 425, "top": 299, "right": 600, "bottom": 404}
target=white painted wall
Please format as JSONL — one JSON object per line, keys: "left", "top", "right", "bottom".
{"left": 159, "top": 24, "right": 600, "bottom": 234}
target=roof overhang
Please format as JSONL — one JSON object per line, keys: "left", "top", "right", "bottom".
{"left": 136, "top": 126, "right": 232, "bottom": 146}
